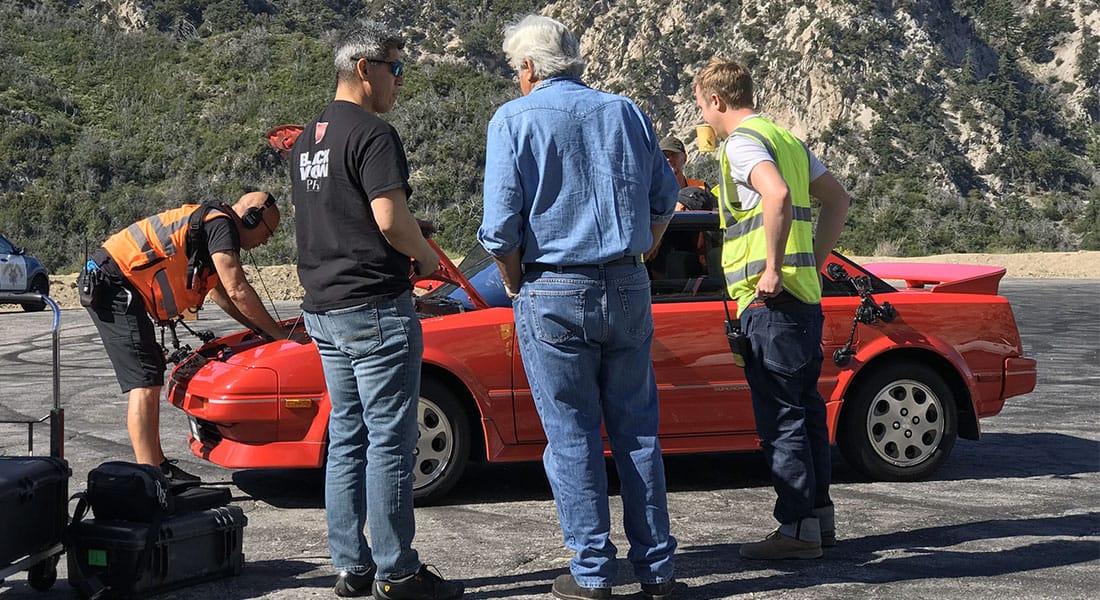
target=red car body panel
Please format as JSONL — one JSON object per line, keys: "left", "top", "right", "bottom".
{"left": 168, "top": 226, "right": 1036, "bottom": 481}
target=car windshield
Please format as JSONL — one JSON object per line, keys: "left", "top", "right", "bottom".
{"left": 421, "top": 244, "right": 509, "bottom": 310}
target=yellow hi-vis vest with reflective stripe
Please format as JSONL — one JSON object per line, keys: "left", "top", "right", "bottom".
{"left": 718, "top": 117, "right": 821, "bottom": 316}
{"left": 102, "top": 204, "right": 228, "bottom": 322}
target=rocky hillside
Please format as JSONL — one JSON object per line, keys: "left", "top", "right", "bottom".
{"left": 2, "top": 0, "right": 1097, "bottom": 269}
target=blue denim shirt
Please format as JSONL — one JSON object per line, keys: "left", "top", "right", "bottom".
{"left": 478, "top": 76, "right": 678, "bottom": 265}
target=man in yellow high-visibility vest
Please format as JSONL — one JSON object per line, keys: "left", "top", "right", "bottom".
{"left": 694, "top": 57, "right": 851, "bottom": 560}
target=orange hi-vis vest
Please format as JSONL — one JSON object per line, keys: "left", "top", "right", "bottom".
{"left": 102, "top": 203, "right": 231, "bottom": 322}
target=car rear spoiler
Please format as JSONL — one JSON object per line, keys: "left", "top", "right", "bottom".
{"left": 861, "top": 263, "right": 1006, "bottom": 294}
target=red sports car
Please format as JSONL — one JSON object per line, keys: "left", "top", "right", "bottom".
{"left": 168, "top": 212, "right": 1037, "bottom": 503}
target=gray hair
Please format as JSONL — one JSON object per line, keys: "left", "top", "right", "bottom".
{"left": 502, "top": 15, "right": 585, "bottom": 80}
{"left": 334, "top": 20, "right": 405, "bottom": 82}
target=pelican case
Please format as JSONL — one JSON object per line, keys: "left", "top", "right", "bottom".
{"left": 67, "top": 505, "right": 246, "bottom": 599}
{"left": 0, "top": 456, "right": 70, "bottom": 567}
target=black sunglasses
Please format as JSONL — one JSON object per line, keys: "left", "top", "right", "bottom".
{"left": 363, "top": 58, "right": 404, "bottom": 78}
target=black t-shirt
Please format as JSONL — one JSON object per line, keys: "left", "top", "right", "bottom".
{"left": 291, "top": 101, "right": 414, "bottom": 312}
{"left": 203, "top": 212, "right": 240, "bottom": 258}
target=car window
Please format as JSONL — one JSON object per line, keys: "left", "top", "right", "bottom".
{"left": 0, "top": 235, "right": 13, "bottom": 254}
{"left": 821, "top": 253, "right": 897, "bottom": 296}
{"left": 648, "top": 213, "right": 726, "bottom": 302}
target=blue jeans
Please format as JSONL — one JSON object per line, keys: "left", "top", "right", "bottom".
{"left": 514, "top": 263, "right": 676, "bottom": 588}
{"left": 741, "top": 298, "right": 833, "bottom": 527}
{"left": 303, "top": 295, "right": 421, "bottom": 580}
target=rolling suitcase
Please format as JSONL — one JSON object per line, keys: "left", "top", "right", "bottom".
{"left": 0, "top": 292, "right": 68, "bottom": 592}
{"left": 0, "top": 457, "right": 70, "bottom": 590}
{"left": 67, "top": 505, "right": 247, "bottom": 599}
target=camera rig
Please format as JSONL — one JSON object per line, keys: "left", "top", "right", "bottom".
{"left": 827, "top": 262, "right": 897, "bottom": 367}
{"left": 159, "top": 314, "right": 215, "bottom": 364}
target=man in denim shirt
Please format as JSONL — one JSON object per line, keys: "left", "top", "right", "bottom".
{"left": 478, "top": 14, "right": 679, "bottom": 600}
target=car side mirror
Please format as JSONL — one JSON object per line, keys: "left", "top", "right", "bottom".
{"left": 13, "top": 246, "right": 25, "bottom": 255}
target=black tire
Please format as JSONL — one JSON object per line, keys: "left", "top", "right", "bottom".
{"left": 413, "top": 379, "right": 471, "bottom": 504}
{"left": 20, "top": 274, "right": 48, "bottom": 312}
{"left": 28, "top": 554, "right": 58, "bottom": 591}
{"left": 839, "top": 361, "right": 957, "bottom": 481}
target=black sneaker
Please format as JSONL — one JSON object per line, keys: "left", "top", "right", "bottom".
{"left": 160, "top": 459, "right": 201, "bottom": 483}
{"left": 641, "top": 580, "right": 675, "bottom": 600}
{"left": 551, "top": 574, "right": 610, "bottom": 600}
{"left": 373, "top": 565, "right": 463, "bottom": 600}
{"left": 335, "top": 567, "right": 377, "bottom": 597}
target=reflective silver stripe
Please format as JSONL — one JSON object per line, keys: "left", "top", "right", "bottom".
{"left": 149, "top": 214, "right": 188, "bottom": 258}
{"left": 126, "top": 223, "right": 158, "bottom": 263}
{"left": 724, "top": 252, "right": 818, "bottom": 288}
{"left": 732, "top": 126, "right": 811, "bottom": 164}
{"left": 129, "top": 212, "right": 189, "bottom": 263}
{"left": 726, "top": 213, "right": 762, "bottom": 238}
{"left": 725, "top": 206, "right": 814, "bottom": 239}
{"left": 733, "top": 127, "right": 776, "bottom": 161}
{"left": 153, "top": 269, "right": 178, "bottom": 318}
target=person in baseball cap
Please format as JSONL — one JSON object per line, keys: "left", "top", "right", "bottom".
{"left": 660, "top": 135, "right": 709, "bottom": 192}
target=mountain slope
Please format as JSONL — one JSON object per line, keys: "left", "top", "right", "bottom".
{"left": 1, "top": 0, "right": 1096, "bottom": 270}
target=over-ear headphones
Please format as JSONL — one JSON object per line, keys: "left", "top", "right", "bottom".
{"left": 242, "top": 193, "right": 276, "bottom": 230}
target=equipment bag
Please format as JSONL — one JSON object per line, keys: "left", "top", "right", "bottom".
{"left": 67, "top": 461, "right": 233, "bottom": 599}
{"left": 85, "top": 462, "right": 174, "bottom": 522}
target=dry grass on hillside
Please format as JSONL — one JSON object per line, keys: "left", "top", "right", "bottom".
{"left": 11, "top": 251, "right": 1099, "bottom": 312}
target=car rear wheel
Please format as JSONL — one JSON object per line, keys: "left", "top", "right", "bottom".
{"left": 21, "top": 274, "right": 48, "bottom": 312}
{"left": 413, "top": 379, "right": 471, "bottom": 504}
{"left": 839, "top": 361, "right": 957, "bottom": 481}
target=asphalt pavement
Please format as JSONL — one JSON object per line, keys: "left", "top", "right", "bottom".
{"left": 1, "top": 280, "right": 1098, "bottom": 599}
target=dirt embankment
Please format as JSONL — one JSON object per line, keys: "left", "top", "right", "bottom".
{"left": 17, "top": 251, "right": 1100, "bottom": 311}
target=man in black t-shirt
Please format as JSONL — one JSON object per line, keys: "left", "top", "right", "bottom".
{"left": 87, "top": 191, "right": 288, "bottom": 482}
{"left": 290, "top": 21, "right": 463, "bottom": 600}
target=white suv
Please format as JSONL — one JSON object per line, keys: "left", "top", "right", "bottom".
{"left": 0, "top": 234, "right": 50, "bottom": 312}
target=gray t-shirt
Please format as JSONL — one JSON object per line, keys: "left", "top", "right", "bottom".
{"left": 723, "top": 115, "right": 827, "bottom": 211}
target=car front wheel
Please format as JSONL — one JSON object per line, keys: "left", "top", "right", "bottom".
{"left": 839, "top": 361, "right": 957, "bottom": 481}
{"left": 21, "top": 274, "right": 48, "bottom": 312}
{"left": 413, "top": 379, "right": 471, "bottom": 504}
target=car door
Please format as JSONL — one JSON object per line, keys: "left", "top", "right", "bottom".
{"left": 0, "top": 235, "right": 28, "bottom": 293}
{"left": 649, "top": 296, "right": 755, "bottom": 436}
{"left": 510, "top": 213, "right": 757, "bottom": 443}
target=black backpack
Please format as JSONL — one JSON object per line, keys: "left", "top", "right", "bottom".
{"left": 73, "top": 461, "right": 231, "bottom": 523}
{"left": 83, "top": 461, "right": 174, "bottom": 522}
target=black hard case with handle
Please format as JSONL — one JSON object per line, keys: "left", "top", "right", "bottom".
{"left": 67, "top": 504, "right": 247, "bottom": 599}
{"left": 0, "top": 457, "right": 70, "bottom": 567}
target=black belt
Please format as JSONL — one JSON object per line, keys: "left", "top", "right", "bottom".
{"left": 524, "top": 255, "right": 640, "bottom": 273}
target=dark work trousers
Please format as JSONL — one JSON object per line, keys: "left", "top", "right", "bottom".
{"left": 741, "top": 296, "right": 833, "bottom": 526}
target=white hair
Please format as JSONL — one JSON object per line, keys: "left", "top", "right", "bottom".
{"left": 502, "top": 15, "right": 585, "bottom": 80}
{"left": 334, "top": 20, "right": 405, "bottom": 82}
